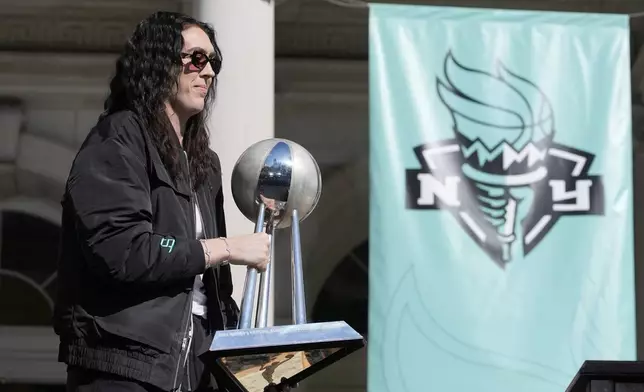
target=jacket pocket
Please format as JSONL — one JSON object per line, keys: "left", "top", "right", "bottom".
{"left": 93, "top": 292, "right": 189, "bottom": 354}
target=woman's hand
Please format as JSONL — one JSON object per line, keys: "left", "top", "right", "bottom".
{"left": 202, "top": 233, "right": 270, "bottom": 272}
{"left": 226, "top": 233, "right": 271, "bottom": 272}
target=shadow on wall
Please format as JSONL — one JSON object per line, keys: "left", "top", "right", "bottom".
{"left": 634, "top": 153, "right": 644, "bottom": 361}
{"left": 631, "top": 16, "right": 644, "bottom": 360}
{"left": 632, "top": 16, "right": 644, "bottom": 151}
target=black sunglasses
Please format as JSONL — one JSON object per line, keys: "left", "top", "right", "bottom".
{"left": 181, "top": 51, "right": 222, "bottom": 75}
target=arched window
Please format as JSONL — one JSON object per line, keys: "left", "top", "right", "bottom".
{"left": 0, "top": 210, "right": 60, "bottom": 326}
{"left": 311, "top": 240, "right": 368, "bottom": 336}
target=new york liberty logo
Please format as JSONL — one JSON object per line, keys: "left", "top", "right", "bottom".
{"left": 406, "top": 52, "right": 604, "bottom": 267}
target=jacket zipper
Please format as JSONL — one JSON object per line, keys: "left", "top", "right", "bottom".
{"left": 172, "top": 298, "right": 193, "bottom": 389}
{"left": 172, "top": 151, "right": 197, "bottom": 390}
{"left": 194, "top": 173, "right": 225, "bottom": 331}
{"left": 199, "top": 181, "right": 225, "bottom": 331}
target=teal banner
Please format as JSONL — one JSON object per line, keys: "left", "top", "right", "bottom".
{"left": 369, "top": 4, "right": 635, "bottom": 392}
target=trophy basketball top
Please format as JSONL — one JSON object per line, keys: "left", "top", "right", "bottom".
{"left": 231, "top": 138, "right": 322, "bottom": 229}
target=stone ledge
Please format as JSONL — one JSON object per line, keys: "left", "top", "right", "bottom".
{"left": 0, "top": 104, "right": 23, "bottom": 162}
{"left": 0, "top": 164, "right": 17, "bottom": 200}
{"left": 0, "top": 326, "right": 65, "bottom": 385}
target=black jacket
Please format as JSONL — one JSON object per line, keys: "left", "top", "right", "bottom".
{"left": 53, "top": 110, "right": 239, "bottom": 391}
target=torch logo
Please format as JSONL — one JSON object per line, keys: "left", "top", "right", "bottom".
{"left": 406, "top": 52, "right": 604, "bottom": 267}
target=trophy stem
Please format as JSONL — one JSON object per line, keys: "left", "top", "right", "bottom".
{"left": 291, "top": 209, "right": 307, "bottom": 325}
{"left": 255, "top": 224, "right": 274, "bottom": 328}
{"left": 239, "top": 203, "right": 266, "bottom": 329}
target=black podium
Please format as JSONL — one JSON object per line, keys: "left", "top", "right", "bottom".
{"left": 566, "top": 361, "right": 644, "bottom": 392}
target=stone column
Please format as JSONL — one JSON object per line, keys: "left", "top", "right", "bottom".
{"left": 194, "top": 0, "right": 275, "bottom": 326}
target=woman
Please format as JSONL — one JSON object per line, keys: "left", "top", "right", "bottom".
{"left": 54, "top": 11, "right": 289, "bottom": 392}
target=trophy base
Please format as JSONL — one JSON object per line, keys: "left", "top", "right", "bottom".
{"left": 200, "top": 321, "right": 366, "bottom": 392}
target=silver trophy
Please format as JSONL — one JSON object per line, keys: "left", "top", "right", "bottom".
{"left": 201, "top": 139, "right": 365, "bottom": 392}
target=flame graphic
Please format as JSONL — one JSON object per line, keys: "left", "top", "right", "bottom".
{"left": 436, "top": 52, "right": 555, "bottom": 263}
{"left": 437, "top": 51, "right": 554, "bottom": 159}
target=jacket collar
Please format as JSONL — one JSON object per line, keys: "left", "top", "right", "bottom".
{"left": 144, "top": 139, "right": 192, "bottom": 199}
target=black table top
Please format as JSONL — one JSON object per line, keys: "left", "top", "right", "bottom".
{"left": 566, "top": 361, "right": 644, "bottom": 392}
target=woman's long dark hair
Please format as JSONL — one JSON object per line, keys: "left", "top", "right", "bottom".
{"left": 101, "top": 11, "right": 221, "bottom": 188}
